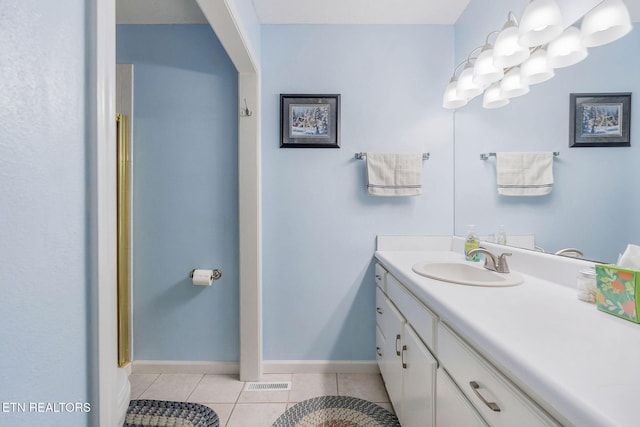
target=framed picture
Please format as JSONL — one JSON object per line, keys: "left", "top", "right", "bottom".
{"left": 569, "top": 92, "right": 631, "bottom": 147}
{"left": 280, "top": 94, "right": 340, "bottom": 148}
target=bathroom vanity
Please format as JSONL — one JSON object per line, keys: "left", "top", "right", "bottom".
{"left": 374, "top": 236, "right": 640, "bottom": 427}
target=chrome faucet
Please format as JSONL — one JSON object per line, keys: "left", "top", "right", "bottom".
{"left": 467, "top": 248, "right": 512, "bottom": 273}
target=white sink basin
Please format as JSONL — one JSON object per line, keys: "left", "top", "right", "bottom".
{"left": 412, "top": 262, "right": 524, "bottom": 287}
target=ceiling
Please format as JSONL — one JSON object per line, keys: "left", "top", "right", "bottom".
{"left": 116, "top": 0, "right": 469, "bottom": 24}
{"left": 116, "top": 0, "right": 640, "bottom": 26}
{"left": 117, "top": 0, "right": 208, "bottom": 24}
{"left": 253, "top": 0, "right": 470, "bottom": 24}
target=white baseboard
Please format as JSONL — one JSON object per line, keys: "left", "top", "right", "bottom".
{"left": 263, "top": 360, "right": 380, "bottom": 374}
{"left": 132, "top": 360, "right": 240, "bottom": 374}
{"left": 116, "top": 369, "right": 131, "bottom": 427}
{"left": 131, "top": 360, "right": 379, "bottom": 375}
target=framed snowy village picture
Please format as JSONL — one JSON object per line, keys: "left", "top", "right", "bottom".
{"left": 569, "top": 93, "right": 631, "bottom": 147}
{"left": 280, "top": 94, "right": 341, "bottom": 148}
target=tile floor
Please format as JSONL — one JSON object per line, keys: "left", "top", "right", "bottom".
{"left": 129, "top": 372, "right": 392, "bottom": 427}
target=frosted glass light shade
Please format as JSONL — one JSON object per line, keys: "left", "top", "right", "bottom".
{"left": 518, "top": 0, "right": 564, "bottom": 47}
{"left": 493, "top": 25, "right": 531, "bottom": 68}
{"left": 581, "top": 0, "right": 632, "bottom": 47}
{"left": 483, "top": 83, "right": 510, "bottom": 109}
{"left": 442, "top": 79, "right": 468, "bottom": 109}
{"left": 520, "top": 49, "right": 555, "bottom": 85}
{"left": 456, "top": 65, "right": 486, "bottom": 100}
{"left": 473, "top": 47, "right": 504, "bottom": 85}
{"left": 547, "top": 26, "right": 588, "bottom": 68}
{"left": 500, "top": 67, "right": 530, "bottom": 98}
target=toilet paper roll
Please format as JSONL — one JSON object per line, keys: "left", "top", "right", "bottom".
{"left": 192, "top": 269, "right": 213, "bottom": 286}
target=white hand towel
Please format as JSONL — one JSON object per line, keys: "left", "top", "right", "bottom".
{"left": 496, "top": 152, "right": 554, "bottom": 196}
{"left": 366, "top": 152, "right": 423, "bottom": 196}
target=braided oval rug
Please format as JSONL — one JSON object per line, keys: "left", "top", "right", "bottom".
{"left": 124, "top": 399, "right": 219, "bottom": 427}
{"left": 272, "top": 396, "right": 400, "bottom": 427}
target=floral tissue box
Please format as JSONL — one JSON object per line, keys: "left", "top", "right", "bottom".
{"left": 595, "top": 264, "right": 640, "bottom": 323}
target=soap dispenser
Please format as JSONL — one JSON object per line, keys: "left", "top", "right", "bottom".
{"left": 496, "top": 225, "right": 507, "bottom": 245}
{"left": 465, "top": 225, "right": 480, "bottom": 262}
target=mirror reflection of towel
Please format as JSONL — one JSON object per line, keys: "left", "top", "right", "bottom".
{"left": 366, "top": 152, "right": 423, "bottom": 196}
{"left": 496, "top": 152, "right": 554, "bottom": 196}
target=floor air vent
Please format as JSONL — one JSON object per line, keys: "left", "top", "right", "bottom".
{"left": 244, "top": 381, "right": 292, "bottom": 392}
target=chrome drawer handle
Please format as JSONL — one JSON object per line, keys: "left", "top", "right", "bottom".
{"left": 395, "top": 334, "right": 401, "bottom": 356}
{"left": 376, "top": 307, "right": 383, "bottom": 314}
{"left": 469, "top": 381, "right": 501, "bottom": 412}
{"left": 376, "top": 347, "right": 382, "bottom": 357}
{"left": 401, "top": 345, "right": 407, "bottom": 369}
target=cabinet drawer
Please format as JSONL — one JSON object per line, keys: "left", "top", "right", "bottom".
{"left": 438, "top": 323, "right": 560, "bottom": 427}
{"left": 437, "top": 367, "right": 488, "bottom": 427}
{"left": 387, "top": 273, "right": 437, "bottom": 351}
{"left": 375, "top": 263, "right": 387, "bottom": 292}
{"left": 375, "top": 286, "right": 385, "bottom": 330}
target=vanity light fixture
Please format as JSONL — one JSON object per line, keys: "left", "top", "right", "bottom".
{"left": 581, "top": 0, "right": 633, "bottom": 47}
{"left": 456, "top": 47, "right": 490, "bottom": 100}
{"left": 442, "top": 78, "right": 467, "bottom": 109}
{"left": 442, "top": 66, "right": 468, "bottom": 109}
{"left": 500, "top": 67, "right": 530, "bottom": 98}
{"left": 442, "top": 0, "right": 632, "bottom": 110}
{"left": 493, "top": 13, "right": 531, "bottom": 68}
{"left": 547, "top": 26, "right": 588, "bottom": 68}
{"left": 482, "top": 82, "right": 510, "bottom": 109}
{"left": 472, "top": 32, "right": 505, "bottom": 86}
{"left": 520, "top": 48, "right": 555, "bottom": 85}
{"left": 518, "top": 0, "right": 563, "bottom": 47}
{"left": 456, "top": 61, "right": 488, "bottom": 100}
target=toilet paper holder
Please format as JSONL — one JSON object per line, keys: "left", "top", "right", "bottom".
{"left": 189, "top": 268, "right": 222, "bottom": 281}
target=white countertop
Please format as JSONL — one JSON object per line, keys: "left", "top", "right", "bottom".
{"left": 375, "top": 249, "right": 640, "bottom": 427}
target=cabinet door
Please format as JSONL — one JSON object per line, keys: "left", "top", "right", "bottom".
{"left": 381, "top": 296, "right": 404, "bottom": 418}
{"left": 437, "top": 367, "right": 488, "bottom": 427}
{"left": 400, "top": 323, "right": 437, "bottom": 427}
{"left": 375, "top": 286, "right": 385, "bottom": 331}
{"left": 375, "top": 287, "right": 387, "bottom": 379}
{"left": 375, "top": 325, "right": 384, "bottom": 365}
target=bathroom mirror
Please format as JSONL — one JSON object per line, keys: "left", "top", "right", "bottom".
{"left": 453, "top": 2, "right": 639, "bottom": 264}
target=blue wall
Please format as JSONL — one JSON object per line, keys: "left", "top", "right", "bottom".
{"left": 0, "top": 1, "right": 89, "bottom": 426}
{"left": 453, "top": 0, "right": 640, "bottom": 263}
{"left": 261, "top": 25, "right": 454, "bottom": 360}
{"left": 117, "top": 25, "right": 240, "bottom": 361}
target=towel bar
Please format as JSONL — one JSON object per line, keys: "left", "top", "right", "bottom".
{"left": 480, "top": 152, "right": 559, "bottom": 160}
{"left": 355, "top": 152, "right": 430, "bottom": 160}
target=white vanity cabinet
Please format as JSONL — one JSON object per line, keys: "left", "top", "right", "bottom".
{"left": 375, "top": 265, "right": 436, "bottom": 427}
{"left": 374, "top": 262, "right": 560, "bottom": 427}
